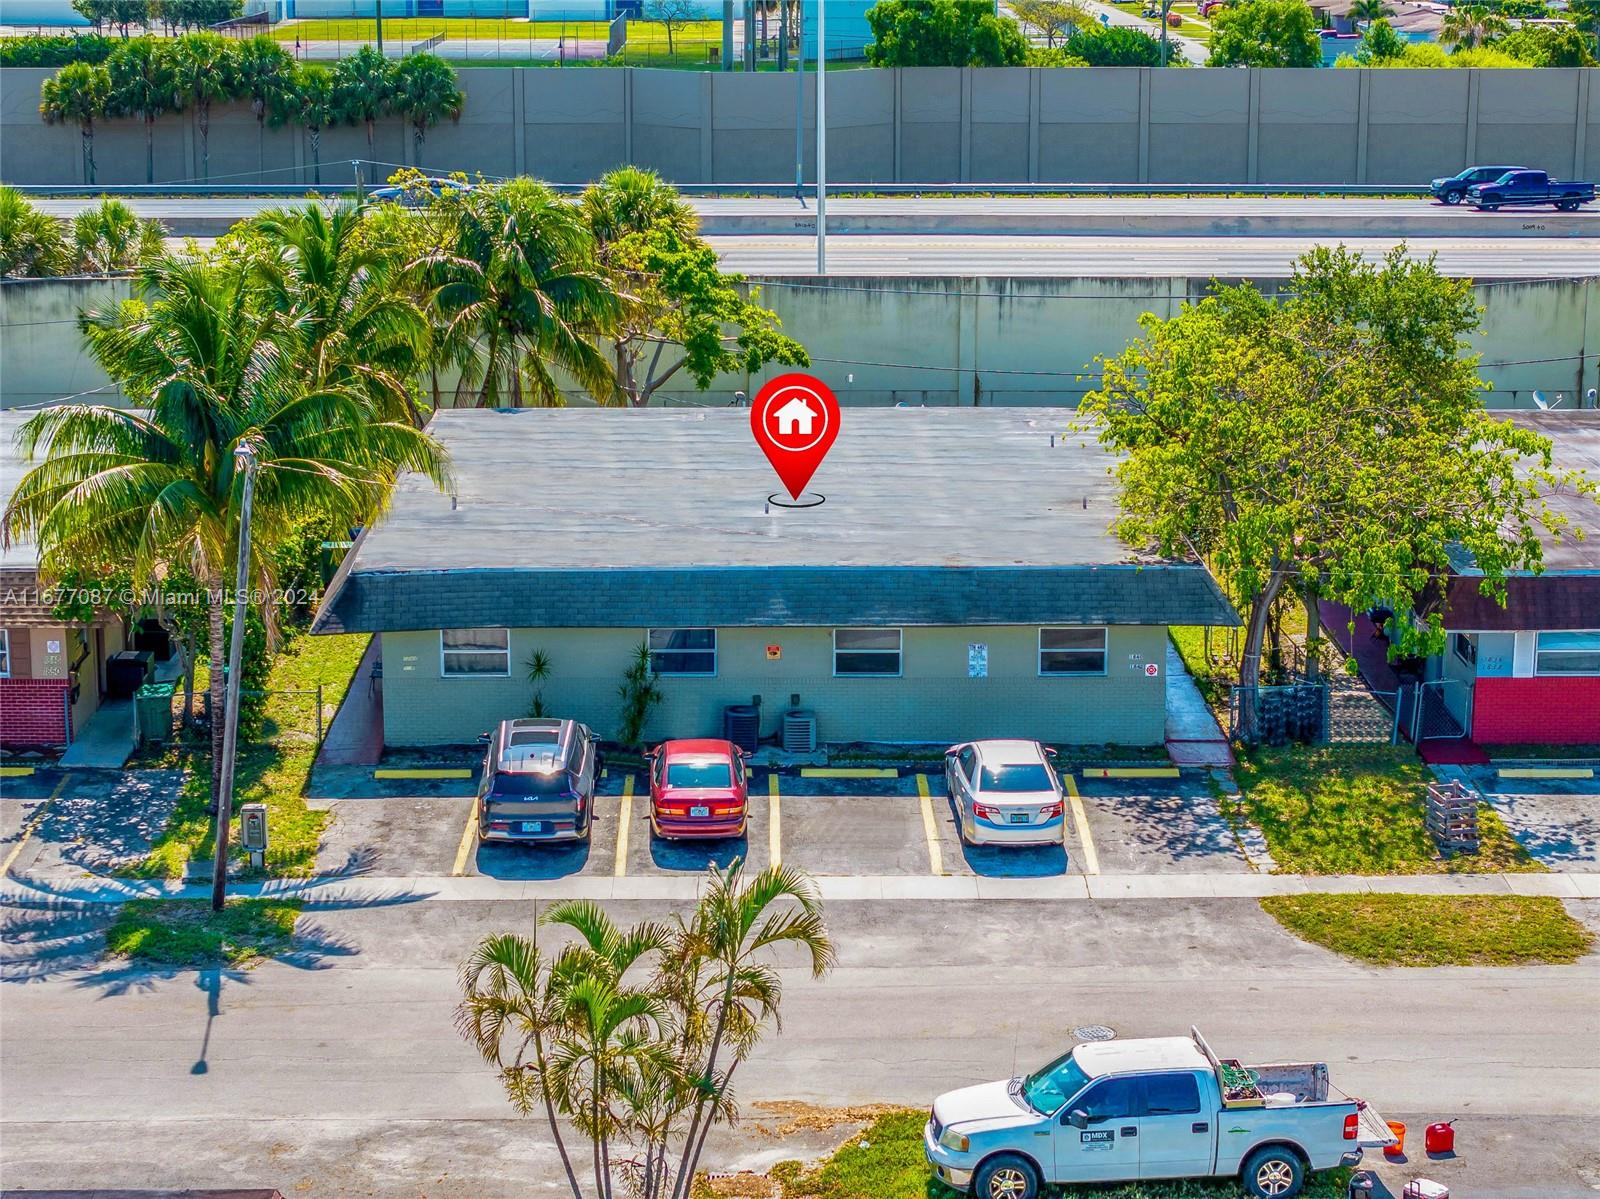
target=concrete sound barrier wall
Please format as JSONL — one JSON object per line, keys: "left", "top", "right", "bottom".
{"left": 2, "top": 65, "right": 1596, "bottom": 187}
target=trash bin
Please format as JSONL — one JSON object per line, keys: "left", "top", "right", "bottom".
{"left": 135, "top": 681, "right": 176, "bottom": 744}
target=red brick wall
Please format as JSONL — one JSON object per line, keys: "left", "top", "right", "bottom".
{"left": 1473, "top": 677, "right": 1600, "bottom": 744}
{"left": 0, "top": 678, "right": 71, "bottom": 747}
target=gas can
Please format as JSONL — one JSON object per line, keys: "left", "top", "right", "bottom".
{"left": 1424, "top": 1121, "right": 1456, "bottom": 1155}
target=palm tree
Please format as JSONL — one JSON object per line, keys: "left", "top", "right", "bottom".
{"left": 270, "top": 63, "right": 335, "bottom": 186}
{"left": 420, "top": 180, "right": 623, "bottom": 407}
{"left": 1349, "top": 0, "right": 1390, "bottom": 26}
{"left": 70, "top": 197, "right": 164, "bottom": 274}
{"left": 391, "top": 53, "right": 464, "bottom": 167}
{"left": 1, "top": 249, "right": 448, "bottom": 818}
{"left": 0, "top": 187, "right": 70, "bottom": 278}
{"left": 233, "top": 34, "right": 296, "bottom": 162}
{"left": 581, "top": 166, "right": 698, "bottom": 249}
{"left": 456, "top": 930, "right": 592, "bottom": 1199}
{"left": 331, "top": 45, "right": 395, "bottom": 153}
{"left": 666, "top": 863, "right": 834, "bottom": 1199}
{"left": 39, "top": 62, "right": 112, "bottom": 186}
{"left": 170, "top": 32, "right": 237, "bottom": 183}
{"left": 1441, "top": 3, "right": 1510, "bottom": 48}
{"left": 107, "top": 37, "right": 180, "bottom": 185}
{"left": 247, "top": 202, "right": 430, "bottom": 425}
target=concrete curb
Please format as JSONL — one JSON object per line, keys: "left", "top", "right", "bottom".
{"left": 6, "top": 870, "right": 1595, "bottom": 907}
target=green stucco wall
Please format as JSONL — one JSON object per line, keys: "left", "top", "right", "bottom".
{"left": 379, "top": 624, "right": 1170, "bottom": 747}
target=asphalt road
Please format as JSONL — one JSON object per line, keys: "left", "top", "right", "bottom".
{"left": 4, "top": 895, "right": 1598, "bottom": 1197}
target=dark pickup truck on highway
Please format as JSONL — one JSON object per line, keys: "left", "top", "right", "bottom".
{"left": 1466, "top": 170, "right": 1596, "bottom": 212}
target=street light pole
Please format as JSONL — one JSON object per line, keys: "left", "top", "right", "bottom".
{"left": 816, "top": 0, "right": 826, "bottom": 274}
{"left": 375, "top": 0, "right": 384, "bottom": 56}
{"left": 211, "top": 443, "right": 259, "bottom": 913}
{"left": 794, "top": 0, "right": 805, "bottom": 202}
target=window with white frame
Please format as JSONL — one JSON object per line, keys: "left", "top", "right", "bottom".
{"left": 441, "top": 628, "right": 510, "bottom": 676}
{"left": 1039, "top": 627, "right": 1108, "bottom": 675}
{"left": 648, "top": 628, "right": 717, "bottom": 676}
{"left": 1534, "top": 630, "right": 1600, "bottom": 676}
{"left": 0, "top": 629, "right": 9, "bottom": 678}
{"left": 833, "top": 628, "right": 902, "bottom": 676}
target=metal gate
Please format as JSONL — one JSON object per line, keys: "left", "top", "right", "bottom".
{"left": 1409, "top": 679, "right": 1473, "bottom": 742}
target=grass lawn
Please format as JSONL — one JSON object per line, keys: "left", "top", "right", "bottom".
{"left": 127, "top": 632, "right": 369, "bottom": 881}
{"left": 1231, "top": 745, "right": 1539, "bottom": 875}
{"left": 1168, "top": 626, "right": 1233, "bottom": 714}
{"left": 1261, "top": 894, "right": 1594, "bottom": 967}
{"left": 752, "top": 1108, "right": 1353, "bottom": 1198}
{"left": 105, "top": 897, "right": 304, "bottom": 968}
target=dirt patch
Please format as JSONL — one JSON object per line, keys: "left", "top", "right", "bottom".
{"left": 746, "top": 1100, "right": 904, "bottom": 1138}
{"left": 700, "top": 1172, "right": 780, "bottom": 1198}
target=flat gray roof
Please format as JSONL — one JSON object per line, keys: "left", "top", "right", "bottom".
{"left": 314, "top": 407, "right": 1239, "bottom": 633}
{"left": 1508, "top": 411, "right": 1600, "bottom": 573}
{"left": 0, "top": 409, "right": 40, "bottom": 570}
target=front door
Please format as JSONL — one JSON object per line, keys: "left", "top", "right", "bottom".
{"left": 1051, "top": 1076, "right": 1140, "bottom": 1184}
{"left": 1137, "top": 1072, "right": 1213, "bottom": 1179}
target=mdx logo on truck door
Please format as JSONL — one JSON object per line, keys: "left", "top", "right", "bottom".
{"left": 1081, "top": 1130, "right": 1117, "bottom": 1147}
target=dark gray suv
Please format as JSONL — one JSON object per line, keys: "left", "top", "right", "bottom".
{"left": 477, "top": 717, "right": 599, "bottom": 845}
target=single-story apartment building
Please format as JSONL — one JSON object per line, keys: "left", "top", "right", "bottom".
{"left": 312, "top": 407, "right": 1238, "bottom": 749}
{"left": 0, "top": 411, "right": 127, "bottom": 749}
{"left": 1422, "top": 411, "right": 1600, "bottom": 747}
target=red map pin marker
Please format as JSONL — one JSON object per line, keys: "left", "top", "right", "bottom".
{"left": 750, "top": 373, "right": 841, "bottom": 502}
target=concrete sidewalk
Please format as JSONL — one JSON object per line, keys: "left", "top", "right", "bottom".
{"left": 7, "top": 868, "right": 1597, "bottom": 907}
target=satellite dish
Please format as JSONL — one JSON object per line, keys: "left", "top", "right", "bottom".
{"left": 1532, "top": 390, "right": 1551, "bottom": 410}
{"left": 1587, "top": 388, "right": 1598, "bottom": 408}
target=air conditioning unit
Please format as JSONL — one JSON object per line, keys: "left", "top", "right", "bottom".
{"left": 782, "top": 709, "right": 817, "bottom": 754}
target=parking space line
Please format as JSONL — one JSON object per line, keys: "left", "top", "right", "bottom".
{"left": 614, "top": 775, "right": 634, "bottom": 877}
{"left": 2, "top": 772, "right": 71, "bottom": 877}
{"left": 768, "top": 774, "right": 782, "bottom": 867}
{"left": 800, "top": 767, "right": 898, "bottom": 779}
{"left": 1063, "top": 774, "right": 1099, "bottom": 875}
{"left": 916, "top": 774, "right": 944, "bottom": 876}
{"left": 377, "top": 768, "right": 473, "bottom": 780}
{"left": 451, "top": 795, "right": 479, "bottom": 877}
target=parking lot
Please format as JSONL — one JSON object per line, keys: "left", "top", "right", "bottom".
{"left": 1477, "top": 771, "right": 1600, "bottom": 873}
{"left": 302, "top": 766, "right": 1253, "bottom": 883}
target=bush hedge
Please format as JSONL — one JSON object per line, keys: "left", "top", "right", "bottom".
{"left": 0, "top": 34, "right": 116, "bottom": 68}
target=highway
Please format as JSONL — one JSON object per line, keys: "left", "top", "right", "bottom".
{"left": 708, "top": 234, "right": 1600, "bottom": 277}
{"left": 27, "top": 193, "right": 1600, "bottom": 239}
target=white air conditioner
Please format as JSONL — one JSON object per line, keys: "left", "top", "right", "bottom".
{"left": 782, "top": 709, "right": 817, "bottom": 754}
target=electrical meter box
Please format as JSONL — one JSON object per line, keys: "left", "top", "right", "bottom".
{"left": 240, "top": 803, "right": 268, "bottom": 853}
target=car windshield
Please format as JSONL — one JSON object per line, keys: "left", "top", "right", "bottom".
{"left": 980, "top": 763, "right": 1054, "bottom": 793}
{"left": 1021, "top": 1049, "right": 1091, "bottom": 1114}
{"left": 489, "top": 771, "right": 572, "bottom": 798}
{"left": 667, "top": 761, "right": 733, "bottom": 789}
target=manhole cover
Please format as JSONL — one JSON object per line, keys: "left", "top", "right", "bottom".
{"left": 1073, "top": 1025, "right": 1117, "bottom": 1042}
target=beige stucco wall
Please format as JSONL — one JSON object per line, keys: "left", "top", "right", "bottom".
{"left": 379, "top": 623, "right": 1171, "bottom": 747}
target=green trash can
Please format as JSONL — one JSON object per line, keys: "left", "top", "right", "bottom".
{"left": 135, "top": 681, "right": 176, "bottom": 744}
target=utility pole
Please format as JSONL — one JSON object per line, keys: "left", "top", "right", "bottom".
{"left": 1160, "top": 0, "right": 1173, "bottom": 65}
{"left": 722, "top": 0, "right": 734, "bottom": 69}
{"left": 794, "top": 0, "right": 804, "bottom": 201}
{"left": 211, "top": 442, "right": 259, "bottom": 913}
{"left": 816, "top": 0, "right": 826, "bottom": 274}
{"left": 375, "top": 0, "right": 384, "bottom": 56}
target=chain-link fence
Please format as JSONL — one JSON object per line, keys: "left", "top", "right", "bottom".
{"left": 1229, "top": 680, "right": 1405, "bottom": 748}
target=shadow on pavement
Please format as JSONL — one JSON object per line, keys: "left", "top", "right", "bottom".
{"left": 958, "top": 841, "right": 1070, "bottom": 877}
{"left": 649, "top": 833, "right": 747, "bottom": 873}
{"left": 474, "top": 838, "right": 591, "bottom": 880}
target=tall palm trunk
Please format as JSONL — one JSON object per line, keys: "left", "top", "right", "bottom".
{"left": 685, "top": 1057, "right": 740, "bottom": 1183}
{"left": 670, "top": 973, "right": 737, "bottom": 1199}
{"left": 207, "top": 594, "right": 226, "bottom": 808}
{"left": 144, "top": 116, "right": 155, "bottom": 185}
{"left": 531, "top": 1024, "right": 585, "bottom": 1199}
{"left": 198, "top": 104, "right": 210, "bottom": 180}
{"left": 81, "top": 124, "right": 97, "bottom": 185}
{"left": 309, "top": 126, "right": 322, "bottom": 185}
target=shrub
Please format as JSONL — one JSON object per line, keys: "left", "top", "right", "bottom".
{"left": 1062, "top": 22, "right": 1163, "bottom": 63}
{"left": 0, "top": 33, "right": 115, "bottom": 67}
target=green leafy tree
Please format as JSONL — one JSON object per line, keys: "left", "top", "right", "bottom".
{"left": 582, "top": 168, "right": 807, "bottom": 408}
{"left": 1079, "top": 244, "right": 1595, "bottom": 742}
{"left": 644, "top": 0, "right": 701, "bottom": 54}
{"left": 169, "top": 32, "right": 236, "bottom": 181}
{"left": 1354, "top": 16, "right": 1407, "bottom": 60}
{"left": 270, "top": 61, "right": 335, "bottom": 185}
{"left": 107, "top": 37, "right": 180, "bottom": 184}
{"left": 391, "top": 53, "right": 464, "bottom": 165}
{"left": 234, "top": 35, "right": 296, "bottom": 153}
{"left": 1440, "top": 3, "right": 1511, "bottom": 47}
{"left": 1010, "top": 0, "right": 1092, "bottom": 45}
{"left": 1349, "top": 0, "right": 1390, "bottom": 23}
{"left": 71, "top": 196, "right": 165, "bottom": 273}
{"left": 1062, "top": 22, "right": 1163, "bottom": 64}
{"left": 154, "top": 0, "right": 243, "bottom": 29}
{"left": 0, "top": 187, "right": 70, "bottom": 278}
{"left": 1570, "top": 0, "right": 1600, "bottom": 60}
{"left": 2, "top": 34, "right": 117, "bottom": 68}
{"left": 1, "top": 249, "right": 449, "bottom": 823}
{"left": 73, "top": 0, "right": 151, "bottom": 38}
{"left": 1207, "top": 0, "right": 1321, "bottom": 65}
{"left": 1496, "top": 22, "right": 1595, "bottom": 64}
{"left": 864, "top": 0, "right": 1030, "bottom": 65}
{"left": 39, "top": 61, "right": 112, "bottom": 186}
{"left": 331, "top": 45, "right": 395, "bottom": 151}
{"left": 419, "top": 179, "right": 623, "bottom": 407}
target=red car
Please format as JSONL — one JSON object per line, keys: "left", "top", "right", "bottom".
{"left": 648, "top": 738, "right": 750, "bottom": 840}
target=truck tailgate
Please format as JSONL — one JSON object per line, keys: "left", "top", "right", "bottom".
{"left": 1355, "top": 1100, "right": 1397, "bottom": 1149}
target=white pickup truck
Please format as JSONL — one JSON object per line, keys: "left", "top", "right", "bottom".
{"left": 924, "top": 1027, "right": 1391, "bottom": 1199}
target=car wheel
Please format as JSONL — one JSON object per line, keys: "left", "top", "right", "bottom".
{"left": 1441, "top": 188, "right": 1463, "bottom": 205}
{"left": 1558, "top": 200, "right": 1579, "bottom": 212}
{"left": 972, "top": 1154, "right": 1039, "bottom": 1199}
{"left": 1241, "top": 1146, "right": 1305, "bottom": 1199}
